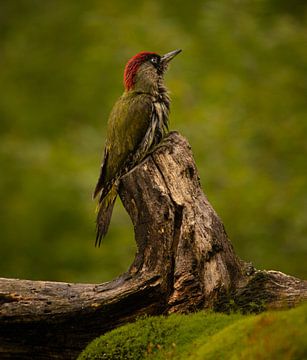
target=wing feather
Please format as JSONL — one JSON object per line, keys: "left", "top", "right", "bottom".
{"left": 93, "top": 92, "right": 153, "bottom": 200}
{"left": 93, "top": 148, "right": 108, "bottom": 199}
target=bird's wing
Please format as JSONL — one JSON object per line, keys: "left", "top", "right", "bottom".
{"left": 93, "top": 147, "right": 108, "bottom": 199}
{"left": 93, "top": 92, "right": 153, "bottom": 200}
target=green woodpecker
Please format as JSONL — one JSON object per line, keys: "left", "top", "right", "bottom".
{"left": 93, "top": 49, "right": 182, "bottom": 246}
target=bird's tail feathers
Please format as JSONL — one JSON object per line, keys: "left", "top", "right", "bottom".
{"left": 95, "top": 182, "right": 118, "bottom": 247}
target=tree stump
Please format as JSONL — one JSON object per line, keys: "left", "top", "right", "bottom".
{"left": 0, "top": 132, "right": 306, "bottom": 359}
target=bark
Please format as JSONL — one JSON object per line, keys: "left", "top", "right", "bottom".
{"left": 0, "top": 132, "right": 306, "bottom": 359}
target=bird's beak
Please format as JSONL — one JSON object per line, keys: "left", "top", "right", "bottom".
{"left": 161, "top": 49, "right": 182, "bottom": 64}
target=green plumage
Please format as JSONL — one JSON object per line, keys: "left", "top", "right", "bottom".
{"left": 93, "top": 50, "right": 181, "bottom": 245}
{"left": 94, "top": 91, "right": 154, "bottom": 195}
{"left": 94, "top": 92, "right": 155, "bottom": 246}
{"left": 105, "top": 93, "right": 152, "bottom": 185}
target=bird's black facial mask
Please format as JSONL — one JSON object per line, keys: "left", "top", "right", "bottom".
{"left": 150, "top": 49, "right": 182, "bottom": 74}
{"left": 149, "top": 54, "right": 162, "bottom": 72}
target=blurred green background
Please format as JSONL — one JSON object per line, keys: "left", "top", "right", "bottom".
{"left": 0, "top": 0, "right": 306, "bottom": 283}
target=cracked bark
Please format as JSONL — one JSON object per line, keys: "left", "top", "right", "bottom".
{"left": 0, "top": 132, "right": 306, "bottom": 359}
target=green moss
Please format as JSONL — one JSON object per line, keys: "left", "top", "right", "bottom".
{"left": 215, "top": 272, "right": 283, "bottom": 314}
{"left": 190, "top": 304, "right": 307, "bottom": 360}
{"left": 78, "top": 311, "right": 242, "bottom": 360}
{"left": 78, "top": 303, "right": 307, "bottom": 359}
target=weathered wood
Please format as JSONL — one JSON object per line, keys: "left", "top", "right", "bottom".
{"left": 0, "top": 132, "right": 306, "bottom": 359}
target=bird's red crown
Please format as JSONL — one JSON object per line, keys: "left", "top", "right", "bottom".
{"left": 124, "top": 51, "right": 157, "bottom": 91}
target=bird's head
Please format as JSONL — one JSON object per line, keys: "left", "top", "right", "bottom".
{"left": 124, "top": 49, "right": 182, "bottom": 93}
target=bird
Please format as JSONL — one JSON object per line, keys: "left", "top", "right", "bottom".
{"left": 93, "top": 49, "right": 182, "bottom": 246}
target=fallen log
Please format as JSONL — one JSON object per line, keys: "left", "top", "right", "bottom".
{"left": 0, "top": 132, "right": 306, "bottom": 359}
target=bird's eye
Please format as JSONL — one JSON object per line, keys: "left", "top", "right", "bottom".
{"left": 151, "top": 57, "right": 158, "bottom": 64}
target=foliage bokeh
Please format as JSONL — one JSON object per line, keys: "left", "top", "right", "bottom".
{"left": 0, "top": 0, "right": 306, "bottom": 282}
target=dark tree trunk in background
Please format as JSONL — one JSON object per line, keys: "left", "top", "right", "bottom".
{"left": 0, "top": 132, "right": 306, "bottom": 359}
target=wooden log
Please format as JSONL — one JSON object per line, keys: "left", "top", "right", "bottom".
{"left": 0, "top": 132, "right": 306, "bottom": 359}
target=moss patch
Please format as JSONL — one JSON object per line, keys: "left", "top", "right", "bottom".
{"left": 79, "top": 303, "right": 307, "bottom": 359}
{"left": 189, "top": 304, "right": 307, "bottom": 359}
